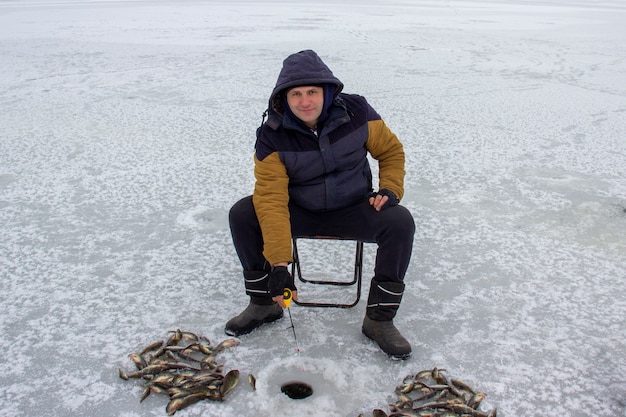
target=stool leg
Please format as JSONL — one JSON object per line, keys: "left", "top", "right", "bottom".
{"left": 354, "top": 241, "right": 363, "bottom": 305}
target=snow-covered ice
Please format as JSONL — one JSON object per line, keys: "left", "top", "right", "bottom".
{"left": 1, "top": 0, "right": 625, "bottom": 416}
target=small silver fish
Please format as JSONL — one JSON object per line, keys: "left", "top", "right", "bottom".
{"left": 220, "top": 369, "right": 240, "bottom": 397}
{"left": 213, "top": 338, "right": 240, "bottom": 354}
{"left": 128, "top": 353, "right": 146, "bottom": 370}
{"left": 165, "top": 392, "right": 207, "bottom": 416}
{"left": 118, "top": 368, "right": 129, "bottom": 380}
{"left": 468, "top": 392, "right": 487, "bottom": 409}
{"left": 139, "top": 340, "right": 164, "bottom": 356}
{"left": 248, "top": 373, "right": 257, "bottom": 391}
{"left": 450, "top": 378, "right": 476, "bottom": 395}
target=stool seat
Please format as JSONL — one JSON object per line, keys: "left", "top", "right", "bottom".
{"left": 291, "top": 236, "right": 364, "bottom": 308}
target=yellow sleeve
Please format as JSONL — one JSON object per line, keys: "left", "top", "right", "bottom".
{"left": 366, "top": 119, "right": 405, "bottom": 200}
{"left": 252, "top": 152, "right": 293, "bottom": 265}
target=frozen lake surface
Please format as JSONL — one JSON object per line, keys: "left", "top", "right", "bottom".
{"left": 1, "top": 0, "right": 625, "bottom": 416}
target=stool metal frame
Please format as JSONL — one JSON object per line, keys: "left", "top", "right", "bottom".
{"left": 291, "top": 237, "right": 364, "bottom": 308}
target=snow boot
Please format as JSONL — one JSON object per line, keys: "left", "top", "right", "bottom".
{"left": 224, "top": 271, "right": 283, "bottom": 336}
{"left": 362, "top": 279, "right": 412, "bottom": 360}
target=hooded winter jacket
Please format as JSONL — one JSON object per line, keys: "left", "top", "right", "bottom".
{"left": 253, "top": 50, "right": 405, "bottom": 265}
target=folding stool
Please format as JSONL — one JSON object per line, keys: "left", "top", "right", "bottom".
{"left": 291, "top": 236, "right": 364, "bottom": 308}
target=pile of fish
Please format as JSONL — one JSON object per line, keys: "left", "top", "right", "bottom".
{"left": 369, "top": 367, "right": 497, "bottom": 417}
{"left": 118, "top": 329, "right": 249, "bottom": 415}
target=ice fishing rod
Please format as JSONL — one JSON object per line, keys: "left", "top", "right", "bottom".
{"left": 282, "top": 288, "right": 307, "bottom": 376}
{"left": 283, "top": 288, "right": 302, "bottom": 355}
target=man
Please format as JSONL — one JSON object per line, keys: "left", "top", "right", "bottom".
{"left": 226, "top": 50, "right": 415, "bottom": 360}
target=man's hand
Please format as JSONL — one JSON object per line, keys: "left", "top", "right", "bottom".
{"left": 368, "top": 189, "right": 399, "bottom": 211}
{"left": 268, "top": 265, "right": 298, "bottom": 308}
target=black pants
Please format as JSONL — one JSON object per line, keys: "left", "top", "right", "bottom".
{"left": 229, "top": 196, "right": 415, "bottom": 283}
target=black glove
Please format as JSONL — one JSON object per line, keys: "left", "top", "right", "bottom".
{"left": 368, "top": 188, "right": 400, "bottom": 211}
{"left": 268, "top": 266, "right": 297, "bottom": 299}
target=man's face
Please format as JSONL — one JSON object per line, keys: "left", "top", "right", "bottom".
{"left": 285, "top": 86, "right": 324, "bottom": 129}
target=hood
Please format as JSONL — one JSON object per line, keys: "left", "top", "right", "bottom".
{"left": 269, "top": 50, "right": 344, "bottom": 103}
